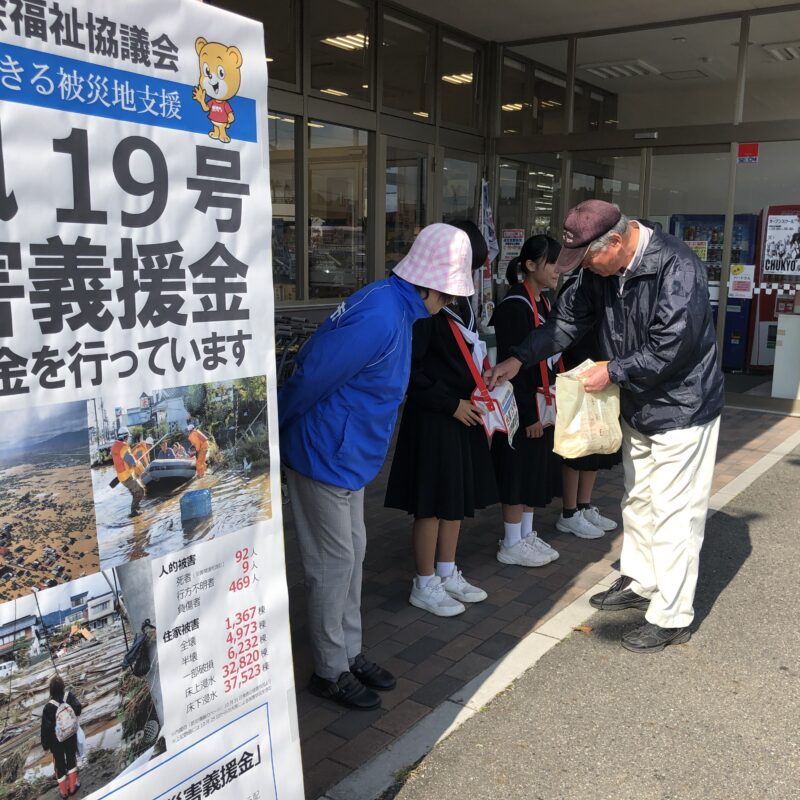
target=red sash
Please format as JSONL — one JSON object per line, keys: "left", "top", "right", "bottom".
{"left": 522, "top": 284, "right": 565, "bottom": 421}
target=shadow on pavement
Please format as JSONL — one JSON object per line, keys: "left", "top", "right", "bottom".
{"left": 588, "top": 509, "right": 754, "bottom": 645}
{"left": 693, "top": 509, "right": 755, "bottom": 629}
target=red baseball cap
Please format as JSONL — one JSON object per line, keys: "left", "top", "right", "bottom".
{"left": 554, "top": 200, "right": 623, "bottom": 272}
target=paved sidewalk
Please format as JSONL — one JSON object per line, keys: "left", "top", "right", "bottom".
{"left": 390, "top": 442, "right": 800, "bottom": 800}
{"left": 284, "top": 407, "right": 800, "bottom": 799}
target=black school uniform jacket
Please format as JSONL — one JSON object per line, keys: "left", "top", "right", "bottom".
{"left": 491, "top": 286, "right": 557, "bottom": 428}
{"left": 406, "top": 298, "right": 479, "bottom": 413}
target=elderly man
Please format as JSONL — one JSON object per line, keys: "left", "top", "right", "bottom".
{"left": 486, "top": 200, "right": 723, "bottom": 653}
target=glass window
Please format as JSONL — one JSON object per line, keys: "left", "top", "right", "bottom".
{"left": 649, "top": 150, "right": 731, "bottom": 282}
{"left": 506, "top": 42, "right": 568, "bottom": 134}
{"left": 576, "top": 19, "right": 741, "bottom": 129}
{"left": 308, "top": 121, "right": 369, "bottom": 299}
{"left": 570, "top": 153, "right": 641, "bottom": 217}
{"left": 441, "top": 153, "right": 479, "bottom": 223}
{"left": 386, "top": 141, "right": 428, "bottom": 274}
{"left": 382, "top": 13, "right": 433, "bottom": 118}
{"left": 496, "top": 161, "right": 525, "bottom": 237}
{"left": 527, "top": 162, "right": 561, "bottom": 236}
{"left": 732, "top": 141, "right": 800, "bottom": 379}
{"left": 744, "top": 11, "right": 800, "bottom": 122}
{"left": 269, "top": 114, "right": 297, "bottom": 303}
{"left": 500, "top": 57, "right": 531, "bottom": 136}
{"left": 204, "top": 0, "right": 298, "bottom": 86}
{"left": 440, "top": 36, "right": 481, "bottom": 129}
{"left": 308, "top": 0, "right": 371, "bottom": 103}
{"left": 574, "top": 84, "right": 618, "bottom": 134}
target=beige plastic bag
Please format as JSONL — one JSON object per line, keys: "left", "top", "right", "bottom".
{"left": 554, "top": 359, "right": 622, "bottom": 459}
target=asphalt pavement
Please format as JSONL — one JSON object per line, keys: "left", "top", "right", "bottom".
{"left": 390, "top": 445, "right": 800, "bottom": 800}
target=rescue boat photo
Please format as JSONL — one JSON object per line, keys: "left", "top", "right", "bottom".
{"left": 90, "top": 377, "right": 271, "bottom": 571}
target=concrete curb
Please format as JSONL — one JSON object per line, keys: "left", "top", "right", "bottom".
{"left": 316, "top": 425, "right": 800, "bottom": 800}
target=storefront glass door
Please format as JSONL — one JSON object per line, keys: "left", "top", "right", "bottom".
{"left": 385, "top": 138, "right": 431, "bottom": 274}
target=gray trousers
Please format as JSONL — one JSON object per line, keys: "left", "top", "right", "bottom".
{"left": 285, "top": 468, "right": 366, "bottom": 681}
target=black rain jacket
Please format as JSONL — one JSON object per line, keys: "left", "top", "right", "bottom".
{"left": 510, "top": 222, "right": 724, "bottom": 434}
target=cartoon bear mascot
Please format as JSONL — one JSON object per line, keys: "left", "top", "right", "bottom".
{"left": 193, "top": 37, "right": 243, "bottom": 144}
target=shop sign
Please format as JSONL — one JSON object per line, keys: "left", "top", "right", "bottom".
{"left": 737, "top": 143, "right": 759, "bottom": 164}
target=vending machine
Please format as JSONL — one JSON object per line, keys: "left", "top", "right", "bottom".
{"left": 669, "top": 213, "right": 759, "bottom": 371}
{"left": 748, "top": 205, "right": 800, "bottom": 370}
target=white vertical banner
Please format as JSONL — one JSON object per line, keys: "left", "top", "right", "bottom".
{"left": 0, "top": 2, "right": 303, "bottom": 799}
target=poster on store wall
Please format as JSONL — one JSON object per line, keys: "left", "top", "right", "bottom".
{"left": 499, "top": 228, "right": 525, "bottom": 275}
{"left": 728, "top": 264, "right": 756, "bottom": 300}
{"left": 0, "top": 2, "right": 304, "bottom": 799}
{"left": 763, "top": 209, "right": 800, "bottom": 274}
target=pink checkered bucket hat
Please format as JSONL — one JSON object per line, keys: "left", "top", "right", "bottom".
{"left": 393, "top": 223, "right": 474, "bottom": 297}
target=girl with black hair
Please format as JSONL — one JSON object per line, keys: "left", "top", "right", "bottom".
{"left": 385, "top": 220, "right": 498, "bottom": 617}
{"left": 491, "top": 235, "right": 563, "bottom": 567}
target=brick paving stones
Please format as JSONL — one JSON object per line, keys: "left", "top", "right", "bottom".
{"left": 283, "top": 407, "right": 800, "bottom": 799}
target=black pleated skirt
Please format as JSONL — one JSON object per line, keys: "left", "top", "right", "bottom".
{"left": 491, "top": 424, "right": 562, "bottom": 508}
{"left": 385, "top": 402, "right": 498, "bottom": 520}
{"left": 562, "top": 449, "right": 623, "bottom": 472}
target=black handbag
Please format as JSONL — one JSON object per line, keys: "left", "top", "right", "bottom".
{"left": 123, "top": 620, "right": 155, "bottom": 677}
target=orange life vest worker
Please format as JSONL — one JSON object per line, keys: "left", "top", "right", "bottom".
{"left": 188, "top": 429, "right": 208, "bottom": 452}
{"left": 111, "top": 440, "right": 135, "bottom": 482}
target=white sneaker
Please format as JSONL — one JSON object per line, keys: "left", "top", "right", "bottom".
{"left": 442, "top": 569, "right": 488, "bottom": 603}
{"left": 581, "top": 506, "right": 618, "bottom": 531}
{"left": 497, "top": 538, "right": 552, "bottom": 567}
{"left": 524, "top": 532, "right": 560, "bottom": 562}
{"left": 409, "top": 577, "right": 466, "bottom": 617}
{"left": 556, "top": 512, "right": 604, "bottom": 539}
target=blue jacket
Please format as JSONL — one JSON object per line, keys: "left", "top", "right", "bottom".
{"left": 278, "top": 276, "right": 429, "bottom": 490}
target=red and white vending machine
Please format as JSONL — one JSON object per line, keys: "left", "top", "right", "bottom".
{"left": 748, "top": 205, "right": 800, "bottom": 370}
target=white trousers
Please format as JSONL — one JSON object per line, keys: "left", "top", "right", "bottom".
{"left": 620, "top": 416, "right": 720, "bottom": 628}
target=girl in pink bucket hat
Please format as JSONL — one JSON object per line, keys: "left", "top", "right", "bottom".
{"left": 386, "top": 221, "right": 498, "bottom": 618}
{"left": 279, "top": 223, "right": 473, "bottom": 711}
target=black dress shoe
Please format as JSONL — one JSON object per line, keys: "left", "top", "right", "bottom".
{"left": 590, "top": 575, "right": 650, "bottom": 611}
{"left": 621, "top": 622, "right": 691, "bottom": 653}
{"left": 350, "top": 654, "right": 397, "bottom": 691}
{"left": 308, "top": 671, "right": 381, "bottom": 710}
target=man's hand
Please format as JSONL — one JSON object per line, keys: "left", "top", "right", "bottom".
{"left": 580, "top": 363, "right": 611, "bottom": 393}
{"left": 525, "top": 422, "right": 544, "bottom": 439}
{"left": 484, "top": 357, "right": 522, "bottom": 390}
{"left": 453, "top": 399, "right": 484, "bottom": 427}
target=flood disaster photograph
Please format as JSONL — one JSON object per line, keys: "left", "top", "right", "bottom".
{"left": 90, "top": 377, "right": 271, "bottom": 571}
{"left": 0, "top": 402, "right": 100, "bottom": 605}
{"left": 0, "top": 565, "right": 164, "bottom": 799}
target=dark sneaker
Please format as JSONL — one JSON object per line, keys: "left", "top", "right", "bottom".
{"left": 621, "top": 622, "right": 691, "bottom": 653}
{"left": 590, "top": 575, "right": 650, "bottom": 611}
{"left": 350, "top": 654, "right": 396, "bottom": 691}
{"left": 308, "top": 671, "right": 381, "bottom": 710}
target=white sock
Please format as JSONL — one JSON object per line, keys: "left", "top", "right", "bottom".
{"left": 521, "top": 511, "right": 534, "bottom": 538}
{"left": 436, "top": 561, "right": 455, "bottom": 579}
{"left": 503, "top": 521, "right": 522, "bottom": 548}
{"left": 416, "top": 574, "right": 435, "bottom": 588}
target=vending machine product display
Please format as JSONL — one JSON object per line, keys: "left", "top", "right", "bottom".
{"left": 669, "top": 214, "right": 759, "bottom": 371}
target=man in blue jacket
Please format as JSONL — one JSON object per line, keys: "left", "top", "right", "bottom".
{"left": 279, "top": 224, "right": 475, "bottom": 709}
{"left": 487, "top": 200, "right": 723, "bottom": 654}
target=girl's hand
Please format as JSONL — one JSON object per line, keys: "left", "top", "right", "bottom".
{"left": 526, "top": 422, "right": 544, "bottom": 438}
{"left": 453, "top": 399, "right": 484, "bottom": 427}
